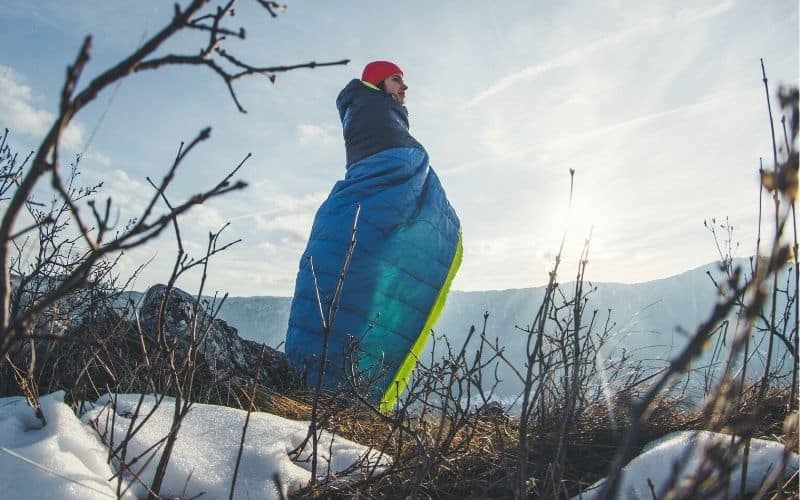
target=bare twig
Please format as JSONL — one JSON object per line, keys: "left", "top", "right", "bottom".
{"left": 229, "top": 346, "right": 267, "bottom": 500}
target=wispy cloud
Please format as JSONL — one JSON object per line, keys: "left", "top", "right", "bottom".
{"left": 0, "top": 65, "right": 85, "bottom": 150}
{"left": 229, "top": 187, "right": 327, "bottom": 220}
{"left": 296, "top": 123, "right": 339, "bottom": 146}
{"left": 187, "top": 204, "right": 227, "bottom": 231}
{"left": 673, "top": 0, "right": 735, "bottom": 24}
{"left": 220, "top": 189, "right": 328, "bottom": 253}
{"left": 83, "top": 151, "right": 112, "bottom": 167}
{"left": 444, "top": 88, "right": 742, "bottom": 176}
{"left": 505, "top": 90, "right": 739, "bottom": 157}
{"left": 463, "top": 0, "right": 735, "bottom": 109}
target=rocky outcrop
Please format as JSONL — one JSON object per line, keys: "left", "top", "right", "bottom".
{"left": 140, "top": 284, "right": 300, "bottom": 391}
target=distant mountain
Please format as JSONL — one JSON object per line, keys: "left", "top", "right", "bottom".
{"left": 214, "top": 295, "right": 292, "bottom": 348}
{"left": 118, "top": 291, "right": 292, "bottom": 348}
{"left": 125, "top": 259, "right": 793, "bottom": 398}
{"left": 220, "top": 261, "right": 725, "bottom": 352}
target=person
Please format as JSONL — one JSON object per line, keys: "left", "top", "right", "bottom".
{"left": 366, "top": 61, "right": 407, "bottom": 103}
{"left": 284, "top": 61, "right": 462, "bottom": 411}
{"left": 336, "top": 61, "right": 424, "bottom": 168}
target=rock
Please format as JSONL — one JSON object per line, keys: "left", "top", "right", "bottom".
{"left": 140, "top": 284, "right": 300, "bottom": 391}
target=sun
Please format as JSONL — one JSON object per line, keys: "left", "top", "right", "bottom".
{"left": 543, "top": 188, "right": 620, "bottom": 266}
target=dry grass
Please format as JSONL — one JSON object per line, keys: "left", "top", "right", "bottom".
{"left": 247, "top": 384, "right": 797, "bottom": 499}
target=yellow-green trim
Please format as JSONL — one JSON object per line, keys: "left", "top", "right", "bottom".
{"left": 379, "top": 230, "right": 464, "bottom": 412}
{"left": 361, "top": 80, "right": 380, "bottom": 91}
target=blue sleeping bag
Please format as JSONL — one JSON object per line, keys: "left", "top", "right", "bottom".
{"left": 284, "top": 79, "right": 462, "bottom": 410}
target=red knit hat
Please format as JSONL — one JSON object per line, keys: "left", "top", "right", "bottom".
{"left": 361, "top": 61, "right": 403, "bottom": 86}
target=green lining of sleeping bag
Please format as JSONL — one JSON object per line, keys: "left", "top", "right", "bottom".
{"left": 379, "top": 230, "right": 463, "bottom": 412}
{"left": 361, "top": 80, "right": 380, "bottom": 90}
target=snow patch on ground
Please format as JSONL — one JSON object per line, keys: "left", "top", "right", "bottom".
{"left": 3, "top": 392, "right": 795, "bottom": 500}
{"left": 0, "top": 392, "right": 119, "bottom": 499}
{"left": 574, "top": 430, "right": 798, "bottom": 499}
{"left": 0, "top": 392, "right": 391, "bottom": 499}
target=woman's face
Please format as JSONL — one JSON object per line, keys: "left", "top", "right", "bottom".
{"left": 383, "top": 73, "right": 408, "bottom": 105}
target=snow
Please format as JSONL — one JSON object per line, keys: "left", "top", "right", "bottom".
{"left": 574, "top": 431, "right": 799, "bottom": 499}
{"left": 0, "top": 392, "right": 391, "bottom": 499}
{"left": 2, "top": 392, "right": 796, "bottom": 500}
{"left": 0, "top": 392, "right": 119, "bottom": 499}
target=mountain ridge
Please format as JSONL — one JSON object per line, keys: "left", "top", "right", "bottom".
{"left": 124, "top": 258, "right": 746, "bottom": 346}
{"left": 121, "top": 257, "right": 792, "bottom": 397}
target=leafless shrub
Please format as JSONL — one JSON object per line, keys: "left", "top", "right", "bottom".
{"left": 2, "top": 5, "right": 795, "bottom": 500}
{"left": 0, "top": 0, "right": 348, "bottom": 365}
{"left": 289, "top": 79, "right": 797, "bottom": 500}
{"left": 285, "top": 169, "right": 648, "bottom": 499}
{"left": 596, "top": 65, "right": 798, "bottom": 500}
{"left": 1, "top": 2, "right": 347, "bottom": 497}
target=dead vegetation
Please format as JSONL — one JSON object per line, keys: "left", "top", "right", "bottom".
{"left": 0, "top": 1, "right": 797, "bottom": 498}
{"left": 247, "top": 386, "right": 794, "bottom": 498}
{"left": 275, "top": 68, "right": 799, "bottom": 498}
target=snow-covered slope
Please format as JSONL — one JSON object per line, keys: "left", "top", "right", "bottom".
{"left": 2, "top": 393, "right": 793, "bottom": 499}
{"left": 0, "top": 392, "right": 390, "bottom": 500}
{"left": 573, "top": 431, "right": 798, "bottom": 499}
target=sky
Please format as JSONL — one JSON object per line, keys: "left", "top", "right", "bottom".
{"left": 1, "top": 1, "right": 798, "bottom": 297}
{"left": 0, "top": 392, "right": 794, "bottom": 498}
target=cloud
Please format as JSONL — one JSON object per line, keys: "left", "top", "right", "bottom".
{"left": 262, "top": 190, "right": 328, "bottom": 214}
{"left": 253, "top": 213, "right": 313, "bottom": 246}
{"left": 446, "top": 87, "right": 742, "bottom": 177}
{"left": 0, "top": 65, "right": 85, "bottom": 150}
{"left": 296, "top": 123, "right": 339, "bottom": 146}
{"left": 230, "top": 188, "right": 326, "bottom": 223}
{"left": 260, "top": 241, "right": 279, "bottom": 255}
{"left": 187, "top": 204, "right": 227, "bottom": 231}
{"left": 83, "top": 151, "right": 112, "bottom": 167}
{"left": 674, "top": 0, "right": 734, "bottom": 24}
{"left": 463, "top": 0, "right": 734, "bottom": 109}
{"left": 221, "top": 189, "right": 327, "bottom": 253}
{"left": 79, "top": 169, "right": 152, "bottom": 228}
{"left": 505, "top": 90, "right": 737, "bottom": 158}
